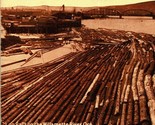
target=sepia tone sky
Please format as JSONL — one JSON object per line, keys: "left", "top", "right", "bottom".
{"left": 1, "top": 0, "right": 153, "bottom": 7}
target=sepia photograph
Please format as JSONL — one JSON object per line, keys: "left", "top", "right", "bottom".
{"left": 1, "top": 0, "right": 155, "bottom": 124}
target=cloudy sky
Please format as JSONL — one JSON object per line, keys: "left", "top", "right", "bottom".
{"left": 1, "top": 0, "right": 153, "bottom": 7}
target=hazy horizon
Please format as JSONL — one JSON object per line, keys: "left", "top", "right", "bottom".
{"left": 1, "top": 0, "right": 153, "bottom": 7}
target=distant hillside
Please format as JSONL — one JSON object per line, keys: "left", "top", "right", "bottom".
{"left": 105, "top": 1, "right": 155, "bottom": 13}
{"left": 1, "top": 1, "right": 155, "bottom": 13}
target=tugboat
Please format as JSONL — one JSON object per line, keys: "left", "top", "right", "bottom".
{"left": 52, "top": 4, "right": 81, "bottom": 28}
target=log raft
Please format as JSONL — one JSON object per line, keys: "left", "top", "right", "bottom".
{"left": 1, "top": 37, "right": 155, "bottom": 124}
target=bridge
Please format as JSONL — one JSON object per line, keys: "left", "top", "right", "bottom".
{"left": 83, "top": 8, "right": 122, "bottom": 18}
{"left": 83, "top": 8, "right": 155, "bottom": 19}
{"left": 123, "top": 9, "right": 155, "bottom": 17}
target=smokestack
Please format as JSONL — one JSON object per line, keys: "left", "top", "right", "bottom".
{"left": 62, "top": 4, "right": 65, "bottom": 12}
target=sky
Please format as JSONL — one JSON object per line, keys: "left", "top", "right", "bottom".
{"left": 1, "top": 0, "right": 153, "bottom": 7}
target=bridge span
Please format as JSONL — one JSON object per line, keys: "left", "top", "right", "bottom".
{"left": 83, "top": 8, "right": 155, "bottom": 19}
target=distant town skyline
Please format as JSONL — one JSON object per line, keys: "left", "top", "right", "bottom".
{"left": 1, "top": 0, "right": 153, "bottom": 7}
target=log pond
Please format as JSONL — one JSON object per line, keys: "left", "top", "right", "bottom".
{"left": 82, "top": 16, "right": 155, "bottom": 35}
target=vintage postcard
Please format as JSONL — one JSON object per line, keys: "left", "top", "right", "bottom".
{"left": 1, "top": 0, "right": 155, "bottom": 125}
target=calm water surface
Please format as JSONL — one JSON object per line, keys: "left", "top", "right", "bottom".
{"left": 82, "top": 16, "right": 155, "bottom": 35}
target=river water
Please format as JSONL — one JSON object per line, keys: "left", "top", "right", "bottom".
{"left": 82, "top": 16, "right": 155, "bottom": 35}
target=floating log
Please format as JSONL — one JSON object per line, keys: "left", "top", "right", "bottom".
{"left": 80, "top": 74, "right": 100, "bottom": 104}
{"left": 139, "top": 96, "right": 150, "bottom": 124}
{"left": 137, "top": 69, "right": 145, "bottom": 97}
{"left": 134, "top": 101, "right": 140, "bottom": 125}
{"left": 120, "top": 103, "right": 127, "bottom": 125}
{"left": 1, "top": 59, "right": 26, "bottom": 67}
{"left": 148, "top": 100, "right": 155, "bottom": 125}
{"left": 144, "top": 74, "right": 155, "bottom": 100}
{"left": 1, "top": 32, "right": 155, "bottom": 124}
{"left": 152, "top": 74, "right": 155, "bottom": 93}
{"left": 126, "top": 94, "right": 133, "bottom": 125}
{"left": 132, "top": 62, "right": 140, "bottom": 101}
{"left": 97, "top": 99, "right": 109, "bottom": 125}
